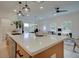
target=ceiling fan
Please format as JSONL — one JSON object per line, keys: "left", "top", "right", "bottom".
{"left": 55, "top": 7, "right": 68, "bottom": 13}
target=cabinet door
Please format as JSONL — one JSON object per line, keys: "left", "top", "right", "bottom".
{"left": 16, "top": 44, "right": 30, "bottom": 58}
{"left": 7, "top": 36, "right": 16, "bottom": 58}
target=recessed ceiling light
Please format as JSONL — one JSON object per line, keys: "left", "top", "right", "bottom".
{"left": 13, "top": 9, "right": 17, "bottom": 12}
{"left": 40, "top": 6, "right": 44, "bottom": 9}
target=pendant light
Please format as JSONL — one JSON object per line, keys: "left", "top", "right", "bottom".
{"left": 17, "top": 2, "right": 24, "bottom": 16}
{"left": 22, "top": 1, "right": 30, "bottom": 12}
{"left": 17, "top": 11, "right": 24, "bottom": 16}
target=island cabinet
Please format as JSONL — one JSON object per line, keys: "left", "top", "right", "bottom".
{"left": 16, "top": 41, "right": 63, "bottom": 58}
{"left": 16, "top": 44, "right": 30, "bottom": 58}
{"left": 6, "top": 34, "right": 17, "bottom": 58}
{"left": 6, "top": 34, "right": 29, "bottom": 58}
{"left": 32, "top": 41, "right": 64, "bottom": 58}
{"left": 6, "top": 33, "right": 65, "bottom": 58}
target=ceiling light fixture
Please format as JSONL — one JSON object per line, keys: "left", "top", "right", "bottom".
{"left": 40, "top": 6, "right": 44, "bottom": 9}
{"left": 13, "top": 9, "right": 17, "bottom": 12}
{"left": 17, "top": 11, "right": 24, "bottom": 16}
{"left": 22, "top": 1, "right": 30, "bottom": 12}
{"left": 17, "top": 2, "right": 24, "bottom": 16}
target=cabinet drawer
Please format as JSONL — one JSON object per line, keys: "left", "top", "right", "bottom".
{"left": 17, "top": 44, "right": 30, "bottom": 58}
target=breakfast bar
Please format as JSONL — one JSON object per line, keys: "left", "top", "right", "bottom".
{"left": 6, "top": 32, "right": 67, "bottom": 58}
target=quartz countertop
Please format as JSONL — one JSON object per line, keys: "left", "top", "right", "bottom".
{"left": 7, "top": 32, "right": 67, "bottom": 56}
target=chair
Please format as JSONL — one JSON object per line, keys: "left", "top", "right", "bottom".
{"left": 73, "top": 38, "right": 79, "bottom": 52}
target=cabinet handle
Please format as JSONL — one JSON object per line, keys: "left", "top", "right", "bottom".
{"left": 16, "top": 50, "right": 23, "bottom": 57}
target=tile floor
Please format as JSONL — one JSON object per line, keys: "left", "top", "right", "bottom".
{"left": 64, "top": 39, "right": 79, "bottom": 58}
{"left": 0, "top": 37, "right": 79, "bottom": 58}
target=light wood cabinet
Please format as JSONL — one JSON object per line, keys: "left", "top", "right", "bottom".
{"left": 6, "top": 34, "right": 64, "bottom": 58}
{"left": 16, "top": 41, "right": 64, "bottom": 58}
{"left": 6, "top": 35, "right": 16, "bottom": 58}
{"left": 16, "top": 44, "right": 30, "bottom": 58}
{"left": 32, "top": 41, "right": 64, "bottom": 58}
{"left": 6, "top": 35, "right": 30, "bottom": 58}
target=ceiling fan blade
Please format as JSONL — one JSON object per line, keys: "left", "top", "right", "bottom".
{"left": 55, "top": 7, "right": 68, "bottom": 13}
{"left": 59, "top": 10, "right": 68, "bottom": 12}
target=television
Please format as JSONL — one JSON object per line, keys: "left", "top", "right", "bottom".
{"left": 58, "top": 28, "right": 62, "bottom": 31}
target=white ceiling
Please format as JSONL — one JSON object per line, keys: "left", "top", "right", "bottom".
{"left": 0, "top": 1, "right": 79, "bottom": 19}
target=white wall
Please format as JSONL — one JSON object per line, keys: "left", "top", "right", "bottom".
{"left": 0, "top": 13, "right": 19, "bottom": 40}
{"left": 54, "top": 11, "right": 79, "bottom": 37}
{"left": 0, "top": 18, "right": 16, "bottom": 40}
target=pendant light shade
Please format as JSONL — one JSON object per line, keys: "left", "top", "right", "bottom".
{"left": 17, "top": 2, "right": 24, "bottom": 16}
{"left": 22, "top": 2, "right": 30, "bottom": 12}
{"left": 17, "top": 11, "right": 23, "bottom": 16}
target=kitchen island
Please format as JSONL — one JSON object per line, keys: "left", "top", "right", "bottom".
{"left": 6, "top": 32, "right": 67, "bottom": 58}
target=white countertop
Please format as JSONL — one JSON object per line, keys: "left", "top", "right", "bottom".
{"left": 7, "top": 32, "right": 67, "bottom": 56}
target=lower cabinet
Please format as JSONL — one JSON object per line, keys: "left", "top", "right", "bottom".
{"left": 16, "top": 44, "right": 30, "bottom": 58}
{"left": 6, "top": 35, "right": 16, "bottom": 58}
{"left": 6, "top": 35, "right": 30, "bottom": 58}
{"left": 6, "top": 34, "right": 64, "bottom": 58}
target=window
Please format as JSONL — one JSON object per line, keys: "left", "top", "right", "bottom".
{"left": 24, "top": 23, "right": 37, "bottom": 32}
{"left": 50, "top": 23, "right": 56, "bottom": 32}
{"left": 24, "top": 23, "right": 29, "bottom": 27}
{"left": 62, "top": 21, "right": 72, "bottom": 30}
{"left": 62, "top": 21, "right": 72, "bottom": 33}
{"left": 43, "top": 26, "right": 46, "bottom": 31}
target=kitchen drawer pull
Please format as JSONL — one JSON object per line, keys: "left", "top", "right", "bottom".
{"left": 16, "top": 50, "right": 23, "bottom": 57}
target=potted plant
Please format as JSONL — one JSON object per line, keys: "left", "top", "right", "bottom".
{"left": 13, "top": 20, "right": 22, "bottom": 29}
